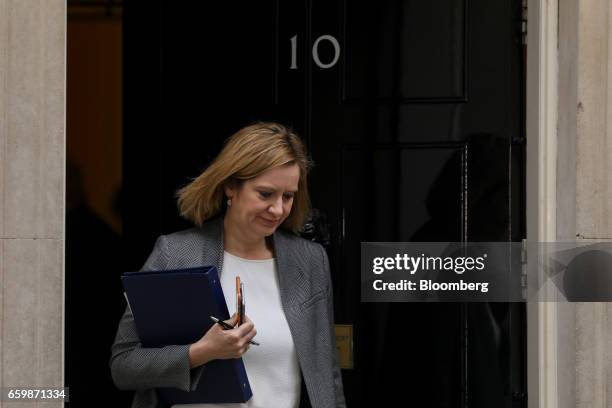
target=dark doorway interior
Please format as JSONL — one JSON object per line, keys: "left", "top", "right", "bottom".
{"left": 65, "top": 1, "right": 131, "bottom": 407}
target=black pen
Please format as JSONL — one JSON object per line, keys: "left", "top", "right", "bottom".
{"left": 209, "top": 316, "right": 260, "bottom": 346}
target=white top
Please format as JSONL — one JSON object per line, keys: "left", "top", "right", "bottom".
{"left": 172, "top": 251, "right": 301, "bottom": 408}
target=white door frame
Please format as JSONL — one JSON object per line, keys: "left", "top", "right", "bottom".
{"left": 526, "top": 0, "right": 559, "bottom": 407}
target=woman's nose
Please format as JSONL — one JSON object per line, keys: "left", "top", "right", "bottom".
{"left": 268, "top": 197, "right": 283, "bottom": 216}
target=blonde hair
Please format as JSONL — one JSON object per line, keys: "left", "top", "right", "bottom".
{"left": 176, "top": 122, "right": 312, "bottom": 232}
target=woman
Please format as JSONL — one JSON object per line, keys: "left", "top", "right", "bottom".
{"left": 110, "top": 122, "right": 346, "bottom": 408}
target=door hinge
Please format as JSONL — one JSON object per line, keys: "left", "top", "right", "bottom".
{"left": 521, "top": 238, "right": 528, "bottom": 299}
{"left": 521, "top": 0, "right": 528, "bottom": 44}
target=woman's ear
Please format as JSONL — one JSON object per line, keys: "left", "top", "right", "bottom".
{"left": 224, "top": 183, "right": 234, "bottom": 199}
{"left": 224, "top": 179, "right": 237, "bottom": 199}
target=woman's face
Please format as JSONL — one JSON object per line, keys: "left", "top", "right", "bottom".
{"left": 225, "top": 163, "right": 300, "bottom": 239}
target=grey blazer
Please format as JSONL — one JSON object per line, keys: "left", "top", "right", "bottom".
{"left": 110, "top": 217, "right": 346, "bottom": 408}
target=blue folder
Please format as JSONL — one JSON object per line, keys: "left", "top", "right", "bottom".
{"left": 121, "top": 266, "right": 253, "bottom": 404}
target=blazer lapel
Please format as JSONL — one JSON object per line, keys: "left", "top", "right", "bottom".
{"left": 199, "top": 217, "right": 225, "bottom": 274}
{"left": 271, "top": 230, "right": 314, "bottom": 388}
{"left": 272, "top": 230, "right": 307, "bottom": 315}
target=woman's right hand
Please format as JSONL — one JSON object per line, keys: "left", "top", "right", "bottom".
{"left": 188, "top": 314, "right": 257, "bottom": 368}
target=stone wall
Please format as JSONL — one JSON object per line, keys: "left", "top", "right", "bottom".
{"left": 558, "top": 0, "right": 612, "bottom": 407}
{"left": 0, "top": 1, "right": 65, "bottom": 406}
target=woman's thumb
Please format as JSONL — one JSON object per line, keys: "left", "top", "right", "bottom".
{"left": 225, "top": 313, "right": 238, "bottom": 327}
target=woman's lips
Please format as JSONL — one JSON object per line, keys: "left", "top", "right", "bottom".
{"left": 259, "top": 216, "right": 280, "bottom": 226}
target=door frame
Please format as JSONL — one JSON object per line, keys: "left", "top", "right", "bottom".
{"left": 60, "top": 1, "right": 562, "bottom": 405}
{"left": 526, "top": 0, "right": 560, "bottom": 407}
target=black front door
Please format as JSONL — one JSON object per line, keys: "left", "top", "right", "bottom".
{"left": 124, "top": 1, "right": 526, "bottom": 406}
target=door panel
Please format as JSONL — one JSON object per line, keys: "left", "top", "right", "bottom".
{"left": 344, "top": 0, "right": 467, "bottom": 101}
